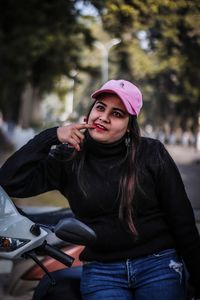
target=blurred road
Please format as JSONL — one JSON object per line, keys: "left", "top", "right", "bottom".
{"left": 166, "top": 145, "right": 200, "bottom": 209}
{"left": 0, "top": 144, "right": 200, "bottom": 300}
{"left": 166, "top": 145, "right": 200, "bottom": 233}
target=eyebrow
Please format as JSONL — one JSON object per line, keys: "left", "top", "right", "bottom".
{"left": 96, "top": 100, "right": 127, "bottom": 115}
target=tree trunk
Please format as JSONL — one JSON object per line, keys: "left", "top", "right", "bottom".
{"left": 18, "top": 83, "right": 42, "bottom": 128}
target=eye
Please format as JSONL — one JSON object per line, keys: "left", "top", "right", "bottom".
{"left": 95, "top": 103, "right": 105, "bottom": 111}
{"left": 112, "top": 111, "right": 124, "bottom": 118}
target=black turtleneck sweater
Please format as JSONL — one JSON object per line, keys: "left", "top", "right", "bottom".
{"left": 0, "top": 127, "right": 200, "bottom": 295}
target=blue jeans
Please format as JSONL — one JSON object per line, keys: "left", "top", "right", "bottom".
{"left": 80, "top": 248, "right": 186, "bottom": 300}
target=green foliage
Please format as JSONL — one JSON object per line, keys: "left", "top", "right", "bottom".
{"left": 0, "top": 0, "right": 94, "bottom": 121}
{"left": 90, "top": 0, "right": 200, "bottom": 128}
{"left": 0, "top": 0, "right": 199, "bottom": 129}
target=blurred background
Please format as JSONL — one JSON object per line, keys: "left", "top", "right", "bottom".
{"left": 0, "top": 0, "right": 200, "bottom": 208}
{"left": 0, "top": 2, "right": 200, "bottom": 297}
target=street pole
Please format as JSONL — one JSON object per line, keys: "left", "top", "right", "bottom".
{"left": 94, "top": 38, "right": 121, "bottom": 83}
{"left": 59, "top": 70, "right": 78, "bottom": 122}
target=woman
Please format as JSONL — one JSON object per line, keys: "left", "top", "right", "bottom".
{"left": 0, "top": 79, "right": 200, "bottom": 299}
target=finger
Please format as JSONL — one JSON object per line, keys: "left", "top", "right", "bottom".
{"left": 68, "top": 138, "right": 81, "bottom": 151}
{"left": 70, "top": 133, "right": 82, "bottom": 144}
{"left": 73, "top": 129, "right": 85, "bottom": 141}
{"left": 74, "top": 123, "right": 95, "bottom": 130}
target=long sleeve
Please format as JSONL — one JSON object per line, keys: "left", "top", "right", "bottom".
{"left": 0, "top": 127, "right": 63, "bottom": 198}
{"left": 157, "top": 143, "right": 200, "bottom": 296}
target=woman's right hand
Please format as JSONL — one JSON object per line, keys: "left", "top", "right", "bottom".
{"left": 57, "top": 123, "right": 94, "bottom": 151}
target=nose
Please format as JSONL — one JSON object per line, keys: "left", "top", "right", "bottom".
{"left": 98, "top": 113, "right": 110, "bottom": 123}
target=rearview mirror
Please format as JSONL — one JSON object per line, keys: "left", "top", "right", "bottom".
{"left": 54, "top": 218, "right": 96, "bottom": 246}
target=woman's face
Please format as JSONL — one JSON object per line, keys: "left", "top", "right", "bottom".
{"left": 88, "top": 94, "right": 129, "bottom": 143}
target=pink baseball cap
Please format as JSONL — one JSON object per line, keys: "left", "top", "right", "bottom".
{"left": 91, "top": 79, "right": 143, "bottom": 116}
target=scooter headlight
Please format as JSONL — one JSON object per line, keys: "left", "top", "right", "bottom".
{"left": 0, "top": 236, "right": 30, "bottom": 252}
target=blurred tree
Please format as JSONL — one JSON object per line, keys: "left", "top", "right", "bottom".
{"left": 0, "top": 0, "right": 94, "bottom": 126}
{"left": 90, "top": 0, "right": 200, "bottom": 129}
{"left": 1, "top": 0, "right": 199, "bottom": 130}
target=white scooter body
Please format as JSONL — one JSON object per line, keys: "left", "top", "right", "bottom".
{"left": 0, "top": 186, "right": 47, "bottom": 259}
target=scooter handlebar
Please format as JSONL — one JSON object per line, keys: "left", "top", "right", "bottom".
{"left": 40, "top": 242, "right": 75, "bottom": 267}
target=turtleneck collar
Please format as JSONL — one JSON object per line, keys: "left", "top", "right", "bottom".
{"left": 85, "top": 131, "right": 127, "bottom": 159}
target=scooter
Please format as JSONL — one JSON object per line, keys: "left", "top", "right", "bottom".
{"left": 4, "top": 206, "right": 85, "bottom": 299}
{"left": 0, "top": 186, "right": 96, "bottom": 299}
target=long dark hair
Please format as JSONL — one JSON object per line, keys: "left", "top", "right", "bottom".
{"left": 74, "top": 100, "right": 141, "bottom": 236}
{"left": 118, "top": 116, "right": 140, "bottom": 236}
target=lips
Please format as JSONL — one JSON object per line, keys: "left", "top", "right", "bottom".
{"left": 93, "top": 123, "right": 107, "bottom": 131}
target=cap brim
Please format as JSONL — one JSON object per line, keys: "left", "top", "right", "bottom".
{"left": 91, "top": 88, "right": 137, "bottom": 116}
